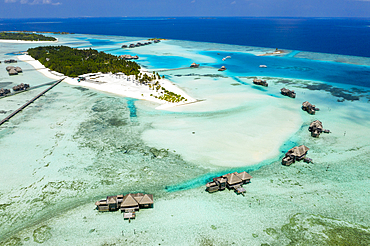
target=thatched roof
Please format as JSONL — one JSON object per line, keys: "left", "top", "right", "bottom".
{"left": 6, "top": 66, "right": 15, "bottom": 71}
{"left": 15, "top": 67, "right": 22, "bottom": 73}
{"left": 302, "top": 101, "right": 311, "bottom": 107}
{"left": 107, "top": 196, "right": 117, "bottom": 204}
{"left": 138, "top": 194, "right": 154, "bottom": 205}
{"left": 310, "top": 120, "right": 323, "bottom": 128}
{"left": 237, "top": 171, "right": 252, "bottom": 181}
{"left": 133, "top": 193, "right": 144, "bottom": 203}
{"left": 224, "top": 173, "right": 243, "bottom": 185}
{"left": 121, "top": 194, "right": 139, "bottom": 208}
{"left": 8, "top": 68, "right": 18, "bottom": 75}
{"left": 289, "top": 145, "right": 309, "bottom": 157}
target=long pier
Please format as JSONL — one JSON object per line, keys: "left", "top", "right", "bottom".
{"left": 0, "top": 78, "right": 65, "bottom": 126}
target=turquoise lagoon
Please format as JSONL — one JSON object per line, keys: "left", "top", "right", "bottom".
{"left": 0, "top": 34, "right": 370, "bottom": 245}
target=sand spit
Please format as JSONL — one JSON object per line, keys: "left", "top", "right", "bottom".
{"left": 17, "top": 54, "right": 197, "bottom": 109}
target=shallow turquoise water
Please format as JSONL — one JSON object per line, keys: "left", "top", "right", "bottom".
{"left": 1, "top": 34, "right": 370, "bottom": 245}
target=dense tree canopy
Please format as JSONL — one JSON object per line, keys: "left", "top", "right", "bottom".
{"left": 27, "top": 46, "right": 141, "bottom": 77}
{"left": 0, "top": 32, "right": 56, "bottom": 41}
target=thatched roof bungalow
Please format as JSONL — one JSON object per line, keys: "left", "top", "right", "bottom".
{"left": 120, "top": 193, "right": 140, "bottom": 212}
{"left": 281, "top": 88, "right": 296, "bottom": 98}
{"left": 0, "top": 88, "right": 11, "bottom": 96}
{"left": 8, "top": 68, "right": 18, "bottom": 76}
{"left": 206, "top": 171, "right": 252, "bottom": 194}
{"left": 218, "top": 66, "right": 226, "bottom": 71}
{"left": 308, "top": 120, "right": 330, "bottom": 137}
{"left": 302, "top": 101, "right": 319, "bottom": 115}
{"left": 15, "top": 67, "right": 22, "bottom": 73}
{"left": 282, "top": 145, "right": 311, "bottom": 166}
{"left": 253, "top": 78, "right": 268, "bottom": 87}
{"left": 190, "top": 62, "right": 200, "bottom": 68}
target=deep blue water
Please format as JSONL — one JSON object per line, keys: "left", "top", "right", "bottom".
{"left": 1, "top": 17, "right": 370, "bottom": 57}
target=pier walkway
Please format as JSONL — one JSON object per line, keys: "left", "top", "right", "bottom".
{"left": 0, "top": 78, "right": 65, "bottom": 126}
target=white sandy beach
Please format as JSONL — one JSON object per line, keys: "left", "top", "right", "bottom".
{"left": 17, "top": 54, "right": 196, "bottom": 109}
{"left": 0, "top": 39, "right": 58, "bottom": 43}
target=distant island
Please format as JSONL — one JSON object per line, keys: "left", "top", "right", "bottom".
{"left": 0, "top": 31, "right": 57, "bottom": 41}
{"left": 27, "top": 46, "right": 140, "bottom": 77}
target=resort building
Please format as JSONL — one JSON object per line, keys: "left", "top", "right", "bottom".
{"left": 282, "top": 145, "right": 312, "bottom": 166}
{"left": 253, "top": 78, "right": 268, "bottom": 87}
{"left": 308, "top": 120, "right": 330, "bottom": 137}
{"left": 281, "top": 88, "right": 296, "bottom": 98}
{"left": 206, "top": 171, "right": 252, "bottom": 194}
{"left": 302, "top": 101, "right": 319, "bottom": 115}
{"left": 0, "top": 88, "right": 11, "bottom": 96}
{"left": 13, "top": 83, "right": 29, "bottom": 91}
{"left": 95, "top": 193, "right": 154, "bottom": 220}
{"left": 4, "top": 59, "right": 17, "bottom": 64}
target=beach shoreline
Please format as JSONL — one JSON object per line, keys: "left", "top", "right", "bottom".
{"left": 0, "top": 39, "right": 58, "bottom": 44}
{"left": 17, "top": 54, "right": 197, "bottom": 109}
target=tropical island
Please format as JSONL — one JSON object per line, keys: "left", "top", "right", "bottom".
{"left": 27, "top": 46, "right": 141, "bottom": 77}
{"left": 0, "top": 31, "right": 57, "bottom": 42}
{"left": 23, "top": 46, "right": 195, "bottom": 106}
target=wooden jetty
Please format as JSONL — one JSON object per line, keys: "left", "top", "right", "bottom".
{"left": 0, "top": 78, "right": 65, "bottom": 126}
{"left": 95, "top": 193, "right": 154, "bottom": 220}
{"left": 302, "top": 101, "right": 319, "bottom": 115}
{"left": 281, "top": 88, "right": 296, "bottom": 98}
{"left": 206, "top": 171, "right": 252, "bottom": 195}
{"left": 282, "top": 145, "right": 312, "bottom": 166}
{"left": 308, "top": 120, "right": 330, "bottom": 137}
{"left": 253, "top": 78, "right": 268, "bottom": 87}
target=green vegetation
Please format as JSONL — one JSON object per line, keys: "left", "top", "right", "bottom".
{"left": 27, "top": 46, "right": 141, "bottom": 77}
{"left": 150, "top": 81, "right": 187, "bottom": 103}
{"left": 0, "top": 32, "right": 56, "bottom": 41}
{"left": 148, "top": 38, "right": 166, "bottom": 41}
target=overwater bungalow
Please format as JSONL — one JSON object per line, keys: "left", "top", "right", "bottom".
{"left": 6, "top": 66, "right": 15, "bottom": 71}
{"left": 8, "top": 68, "right": 18, "bottom": 76}
{"left": 95, "top": 193, "right": 154, "bottom": 220}
{"left": 121, "top": 45, "right": 128, "bottom": 48}
{"left": 308, "top": 120, "right": 330, "bottom": 137}
{"left": 218, "top": 66, "right": 226, "bottom": 71}
{"left": 15, "top": 67, "right": 22, "bottom": 73}
{"left": 302, "top": 101, "right": 319, "bottom": 115}
{"left": 129, "top": 44, "right": 135, "bottom": 48}
{"left": 253, "top": 78, "right": 268, "bottom": 87}
{"left": 206, "top": 171, "right": 252, "bottom": 194}
{"left": 120, "top": 55, "right": 139, "bottom": 60}
{"left": 13, "top": 83, "right": 30, "bottom": 91}
{"left": 282, "top": 145, "right": 312, "bottom": 166}
{"left": 281, "top": 88, "right": 296, "bottom": 98}
{"left": 0, "top": 88, "right": 11, "bottom": 96}
{"left": 4, "top": 59, "right": 17, "bottom": 64}
{"left": 190, "top": 62, "right": 200, "bottom": 68}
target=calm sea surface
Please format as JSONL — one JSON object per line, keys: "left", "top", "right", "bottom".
{"left": 1, "top": 17, "right": 370, "bottom": 57}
